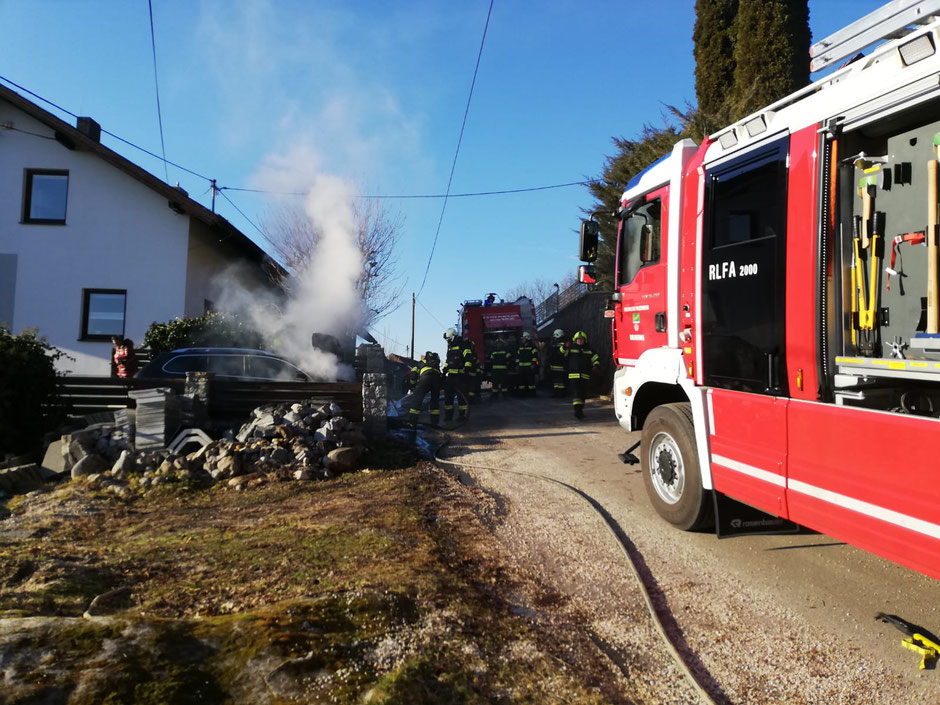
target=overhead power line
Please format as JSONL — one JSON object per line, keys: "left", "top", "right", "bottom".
{"left": 417, "top": 0, "right": 494, "bottom": 298}
{"left": 0, "top": 74, "right": 211, "bottom": 183}
{"left": 415, "top": 296, "right": 447, "bottom": 329}
{"left": 221, "top": 180, "right": 597, "bottom": 199}
{"left": 216, "top": 189, "right": 275, "bottom": 248}
{"left": 147, "top": 0, "right": 169, "bottom": 183}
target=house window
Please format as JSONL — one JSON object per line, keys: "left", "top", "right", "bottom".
{"left": 81, "top": 289, "right": 126, "bottom": 340}
{"left": 23, "top": 169, "right": 69, "bottom": 224}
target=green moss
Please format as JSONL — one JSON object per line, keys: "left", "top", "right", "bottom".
{"left": 370, "top": 655, "right": 480, "bottom": 705}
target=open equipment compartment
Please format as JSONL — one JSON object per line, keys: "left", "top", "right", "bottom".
{"left": 831, "top": 98, "right": 940, "bottom": 415}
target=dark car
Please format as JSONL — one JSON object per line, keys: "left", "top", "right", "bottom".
{"left": 135, "top": 347, "right": 311, "bottom": 382}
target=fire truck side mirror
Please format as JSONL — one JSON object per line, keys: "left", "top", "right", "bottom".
{"left": 578, "top": 264, "right": 596, "bottom": 285}
{"left": 579, "top": 220, "right": 599, "bottom": 262}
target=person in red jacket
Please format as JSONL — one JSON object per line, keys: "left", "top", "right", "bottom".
{"left": 113, "top": 337, "right": 139, "bottom": 379}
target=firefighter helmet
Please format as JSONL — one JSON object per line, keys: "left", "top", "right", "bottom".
{"left": 521, "top": 331, "right": 533, "bottom": 341}
{"left": 552, "top": 329, "right": 564, "bottom": 340}
{"left": 572, "top": 330, "right": 587, "bottom": 344}
{"left": 443, "top": 328, "right": 457, "bottom": 341}
{"left": 426, "top": 351, "right": 440, "bottom": 367}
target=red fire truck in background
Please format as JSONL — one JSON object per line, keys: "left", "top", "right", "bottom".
{"left": 459, "top": 295, "right": 537, "bottom": 367}
{"left": 579, "top": 0, "right": 940, "bottom": 580}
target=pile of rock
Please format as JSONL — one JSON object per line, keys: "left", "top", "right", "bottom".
{"left": 57, "top": 400, "right": 368, "bottom": 494}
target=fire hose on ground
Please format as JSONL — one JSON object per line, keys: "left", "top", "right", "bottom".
{"left": 416, "top": 429, "right": 720, "bottom": 705}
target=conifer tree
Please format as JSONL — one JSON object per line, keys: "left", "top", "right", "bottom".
{"left": 729, "top": 0, "right": 810, "bottom": 121}
{"left": 693, "top": 0, "right": 738, "bottom": 129}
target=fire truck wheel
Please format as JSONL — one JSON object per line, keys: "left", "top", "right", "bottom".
{"left": 641, "top": 402, "right": 713, "bottom": 531}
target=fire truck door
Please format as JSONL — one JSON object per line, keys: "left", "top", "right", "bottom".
{"left": 700, "top": 136, "right": 791, "bottom": 516}
{"left": 615, "top": 187, "right": 669, "bottom": 364}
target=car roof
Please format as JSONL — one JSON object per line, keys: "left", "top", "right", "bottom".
{"left": 169, "top": 347, "right": 281, "bottom": 356}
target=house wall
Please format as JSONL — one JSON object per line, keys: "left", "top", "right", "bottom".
{"left": 184, "top": 219, "right": 279, "bottom": 318}
{"left": 0, "top": 101, "right": 189, "bottom": 374}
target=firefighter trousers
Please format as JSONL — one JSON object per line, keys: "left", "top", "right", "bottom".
{"left": 443, "top": 374, "right": 468, "bottom": 420}
{"left": 490, "top": 370, "right": 507, "bottom": 399}
{"left": 570, "top": 377, "right": 588, "bottom": 418}
{"left": 517, "top": 366, "right": 536, "bottom": 394}
{"left": 551, "top": 367, "right": 567, "bottom": 397}
{"left": 408, "top": 374, "right": 440, "bottom": 427}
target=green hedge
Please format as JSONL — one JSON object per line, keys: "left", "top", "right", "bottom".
{"left": 143, "top": 312, "right": 266, "bottom": 355}
{"left": 0, "top": 328, "right": 68, "bottom": 458}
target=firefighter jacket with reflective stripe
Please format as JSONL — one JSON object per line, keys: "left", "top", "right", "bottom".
{"left": 465, "top": 340, "right": 480, "bottom": 375}
{"left": 443, "top": 338, "right": 473, "bottom": 376}
{"left": 548, "top": 341, "right": 569, "bottom": 371}
{"left": 567, "top": 345, "right": 599, "bottom": 380}
{"left": 516, "top": 344, "right": 538, "bottom": 369}
{"left": 488, "top": 348, "right": 511, "bottom": 371}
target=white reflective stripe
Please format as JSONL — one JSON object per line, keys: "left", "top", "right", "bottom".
{"left": 706, "top": 389, "right": 715, "bottom": 436}
{"left": 617, "top": 358, "right": 638, "bottom": 366}
{"left": 623, "top": 305, "right": 650, "bottom": 312}
{"left": 788, "top": 479, "right": 940, "bottom": 540}
{"left": 711, "top": 453, "right": 785, "bottom": 487}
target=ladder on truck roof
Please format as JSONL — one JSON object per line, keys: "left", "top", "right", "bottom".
{"left": 811, "top": 0, "right": 940, "bottom": 72}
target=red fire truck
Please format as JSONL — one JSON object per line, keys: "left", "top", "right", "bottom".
{"left": 578, "top": 0, "right": 940, "bottom": 580}
{"left": 460, "top": 295, "right": 537, "bottom": 367}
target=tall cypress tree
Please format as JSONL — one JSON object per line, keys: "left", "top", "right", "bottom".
{"left": 729, "top": 0, "right": 810, "bottom": 121}
{"left": 693, "top": 0, "right": 738, "bottom": 129}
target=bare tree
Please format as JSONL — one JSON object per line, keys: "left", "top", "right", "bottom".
{"left": 503, "top": 278, "right": 559, "bottom": 306}
{"left": 262, "top": 198, "right": 404, "bottom": 327}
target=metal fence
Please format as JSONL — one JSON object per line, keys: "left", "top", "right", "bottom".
{"left": 535, "top": 281, "right": 588, "bottom": 325}
{"left": 58, "top": 376, "right": 363, "bottom": 422}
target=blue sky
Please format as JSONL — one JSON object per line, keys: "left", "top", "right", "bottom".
{"left": 1, "top": 0, "right": 886, "bottom": 359}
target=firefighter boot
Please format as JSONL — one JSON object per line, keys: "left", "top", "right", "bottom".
{"left": 574, "top": 406, "right": 584, "bottom": 420}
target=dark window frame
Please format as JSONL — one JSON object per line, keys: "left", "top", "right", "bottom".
{"left": 22, "top": 169, "right": 69, "bottom": 224}
{"left": 80, "top": 288, "right": 127, "bottom": 341}
{"left": 701, "top": 136, "right": 790, "bottom": 396}
{"left": 617, "top": 197, "right": 663, "bottom": 288}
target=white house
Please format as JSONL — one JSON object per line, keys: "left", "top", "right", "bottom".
{"left": 0, "top": 83, "right": 283, "bottom": 375}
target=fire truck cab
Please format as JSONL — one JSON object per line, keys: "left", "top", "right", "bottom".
{"left": 580, "top": 0, "right": 940, "bottom": 580}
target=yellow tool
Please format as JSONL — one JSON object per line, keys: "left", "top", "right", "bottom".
{"left": 902, "top": 635, "right": 940, "bottom": 670}
{"left": 876, "top": 612, "right": 940, "bottom": 670}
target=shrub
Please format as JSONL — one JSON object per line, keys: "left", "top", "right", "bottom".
{"left": 143, "top": 312, "right": 266, "bottom": 355}
{"left": 0, "top": 328, "right": 69, "bottom": 458}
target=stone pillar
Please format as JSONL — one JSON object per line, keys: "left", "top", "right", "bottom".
{"left": 357, "top": 344, "right": 387, "bottom": 437}
{"left": 183, "top": 371, "right": 211, "bottom": 428}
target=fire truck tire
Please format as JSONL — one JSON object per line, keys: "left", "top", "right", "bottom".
{"left": 641, "top": 402, "right": 713, "bottom": 531}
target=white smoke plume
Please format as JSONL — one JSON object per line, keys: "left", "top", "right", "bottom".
{"left": 212, "top": 145, "right": 367, "bottom": 381}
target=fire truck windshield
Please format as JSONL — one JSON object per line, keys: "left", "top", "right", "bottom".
{"left": 618, "top": 199, "right": 661, "bottom": 286}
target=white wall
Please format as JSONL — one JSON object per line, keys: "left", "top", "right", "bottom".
{"left": 0, "top": 101, "right": 189, "bottom": 374}
{"left": 184, "top": 219, "right": 279, "bottom": 318}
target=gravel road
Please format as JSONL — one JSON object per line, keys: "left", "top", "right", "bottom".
{"left": 436, "top": 394, "right": 940, "bottom": 704}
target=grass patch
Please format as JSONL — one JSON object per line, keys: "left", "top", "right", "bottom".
{"left": 2, "top": 462, "right": 628, "bottom": 704}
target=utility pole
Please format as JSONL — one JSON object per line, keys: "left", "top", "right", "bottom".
{"left": 210, "top": 179, "right": 217, "bottom": 213}
{"left": 410, "top": 292, "right": 416, "bottom": 360}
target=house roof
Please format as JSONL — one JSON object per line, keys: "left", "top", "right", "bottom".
{"left": 0, "top": 82, "right": 286, "bottom": 281}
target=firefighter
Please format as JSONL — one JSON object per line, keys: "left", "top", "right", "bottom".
{"left": 548, "top": 329, "right": 569, "bottom": 397}
{"left": 568, "top": 330, "right": 599, "bottom": 419}
{"left": 466, "top": 338, "right": 481, "bottom": 404}
{"left": 407, "top": 352, "right": 441, "bottom": 428}
{"left": 516, "top": 331, "right": 539, "bottom": 396}
{"left": 487, "top": 337, "right": 511, "bottom": 401}
{"left": 442, "top": 328, "right": 471, "bottom": 421}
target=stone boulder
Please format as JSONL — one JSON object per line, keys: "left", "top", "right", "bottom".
{"left": 70, "top": 454, "right": 110, "bottom": 480}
